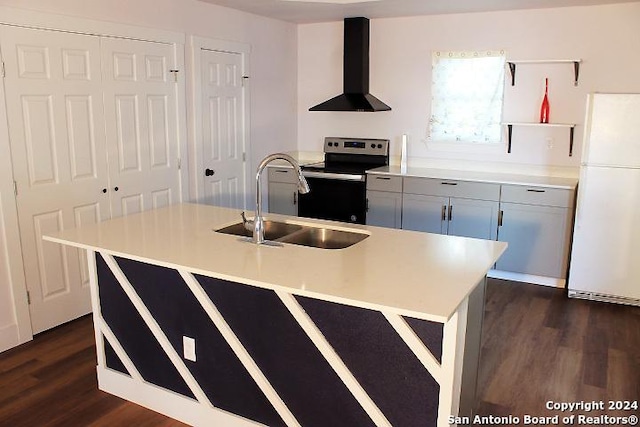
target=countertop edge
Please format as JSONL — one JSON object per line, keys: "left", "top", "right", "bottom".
{"left": 367, "top": 166, "right": 578, "bottom": 190}
{"left": 44, "top": 234, "right": 456, "bottom": 323}
{"left": 44, "top": 203, "right": 506, "bottom": 323}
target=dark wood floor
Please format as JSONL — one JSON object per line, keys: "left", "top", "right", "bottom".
{"left": 0, "top": 312, "right": 186, "bottom": 426}
{"left": 1, "top": 279, "right": 638, "bottom": 425}
{"left": 476, "top": 279, "right": 640, "bottom": 419}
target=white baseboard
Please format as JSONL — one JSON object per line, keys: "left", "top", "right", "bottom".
{"left": 97, "top": 367, "right": 265, "bottom": 427}
{"left": 488, "top": 270, "right": 566, "bottom": 288}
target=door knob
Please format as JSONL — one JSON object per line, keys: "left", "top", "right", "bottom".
{"left": 205, "top": 168, "right": 215, "bottom": 176}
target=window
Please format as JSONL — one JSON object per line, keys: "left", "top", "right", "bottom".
{"left": 429, "top": 50, "right": 505, "bottom": 144}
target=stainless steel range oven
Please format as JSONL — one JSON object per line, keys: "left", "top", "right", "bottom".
{"left": 298, "top": 137, "right": 389, "bottom": 224}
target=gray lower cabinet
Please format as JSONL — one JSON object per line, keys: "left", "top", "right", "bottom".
{"left": 267, "top": 167, "right": 299, "bottom": 215}
{"left": 366, "top": 174, "right": 402, "bottom": 228}
{"left": 402, "top": 194, "right": 447, "bottom": 234}
{"left": 402, "top": 177, "right": 500, "bottom": 240}
{"left": 496, "top": 185, "right": 574, "bottom": 278}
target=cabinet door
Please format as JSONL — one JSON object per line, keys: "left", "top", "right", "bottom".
{"left": 366, "top": 190, "right": 402, "bottom": 228}
{"left": 448, "top": 198, "right": 499, "bottom": 240}
{"left": 268, "top": 182, "right": 298, "bottom": 216}
{"left": 402, "top": 194, "right": 447, "bottom": 234}
{"left": 496, "top": 203, "right": 570, "bottom": 278}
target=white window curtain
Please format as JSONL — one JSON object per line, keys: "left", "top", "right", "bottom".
{"left": 429, "top": 50, "right": 506, "bottom": 143}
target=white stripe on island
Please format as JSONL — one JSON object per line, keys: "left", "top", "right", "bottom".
{"left": 98, "top": 316, "right": 144, "bottom": 381}
{"left": 101, "top": 252, "right": 213, "bottom": 407}
{"left": 275, "top": 290, "right": 393, "bottom": 427}
{"left": 382, "top": 313, "right": 442, "bottom": 384}
{"left": 178, "top": 270, "right": 301, "bottom": 427}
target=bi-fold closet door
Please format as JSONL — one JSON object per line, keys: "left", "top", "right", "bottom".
{"left": 0, "top": 25, "right": 181, "bottom": 334}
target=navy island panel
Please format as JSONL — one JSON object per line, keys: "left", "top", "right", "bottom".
{"left": 112, "top": 256, "right": 286, "bottom": 427}
{"left": 195, "top": 274, "right": 375, "bottom": 427}
{"left": 103, "top": 336, "right": 129, "bottom": 376}
{"left": 96, "top": 253, "right": 195, "bottom": 399}
{"left": 403, "top": 316, "right": 444, "bottom": 364}
{"left": 296, "top": 296, "right": 441, "bottom": 427}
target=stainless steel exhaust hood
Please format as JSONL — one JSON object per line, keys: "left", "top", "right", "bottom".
{"left": 309, "top": 17, "right": 391, "bottom": 112}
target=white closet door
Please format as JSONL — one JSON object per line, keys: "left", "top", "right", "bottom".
{"left": 201, "top": 48, "right": 247, "bottom": 209}
{"left": 101, "top": 38, "right": 181, "bottom": 217}
{"left": 0, "top": 26, "right": 108, "bottom": 333}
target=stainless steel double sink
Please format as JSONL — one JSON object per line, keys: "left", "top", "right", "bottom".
{"left": 216, "top": 220, "right": 369, "bottom": 249}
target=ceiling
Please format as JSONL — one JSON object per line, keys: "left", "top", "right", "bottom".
{"left": 196, "top": 0, "right": 639, "bottom": 23}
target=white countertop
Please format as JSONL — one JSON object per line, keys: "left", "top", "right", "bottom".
{"left": 369, "top": 165, "right": 578, "bottom": 189}
{"left": 44, "top": 203, "right": 506, "bottom": 323}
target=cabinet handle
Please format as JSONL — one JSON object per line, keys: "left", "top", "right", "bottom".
{"left": 275, "top": 169, "right": 290, "bottom": 174}
{"left": 441, "top": 182, "right": 458, "bottom": 186}
{"left": 448, "top": 204, "right": 453, "bottom": 221}
{"left": 441, "top": 205, "right": 447, "bottom": 221}
{"left": 375, "top": 176, "right": 391, "bottom": 180}
{"left": 526, "top": 188, "right": 545, "bottom": 193}
{"left": 205, "top": 168, "right": 215, "bottom": 176}
{"left": 293, "top": 192, "right": 297, "bottom": 205}
{"left": 498, "top": 210, "right": 504, "bottom": 227}
{"left": 102, "top": 188, "right": 107, "bottom": 193}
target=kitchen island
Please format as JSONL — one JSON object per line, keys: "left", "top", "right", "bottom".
{"left": 44, "top": 203, "right": 506, "bottom": 427}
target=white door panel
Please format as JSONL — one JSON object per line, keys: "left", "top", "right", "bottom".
{"left": 583, "top": 93, "right": 640, "bottom": 168}
{"left": 1, "top": 26, "right": 108, "bottom": 333}
{"left": 201, "top": 49, "right": 246, "bottom": 209}
{"left": 2, "top": 27, "right": 183, "bottom": 334}
{"left": 569, "top": 166, "right": 640, "bottom": 299}
{"left": 101, "top": 37, "right": 180, "bottom": 217}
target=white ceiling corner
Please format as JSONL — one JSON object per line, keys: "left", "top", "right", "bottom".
{"left": 196, "top": 0, "right": 640, "bottom": 23}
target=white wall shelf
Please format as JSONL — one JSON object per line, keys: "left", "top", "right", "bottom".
{"left": 502, "top": 123, "right": 577, "bottom": 156}
{"left": 507, "top": 59, "right": 582, "bottom": 86}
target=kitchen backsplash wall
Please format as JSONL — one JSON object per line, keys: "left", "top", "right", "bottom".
{"left": 297, "top": 3, "right": 640, "bottom": 177}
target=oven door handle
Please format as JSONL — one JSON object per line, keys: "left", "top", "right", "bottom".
{"left": 302, "top": 171, "right": 366, "bottom": 182}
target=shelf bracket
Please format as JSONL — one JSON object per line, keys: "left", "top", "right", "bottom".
{"left": 507, "top": 124, "right": 513, "bottom": 153}
{"left": 573, "top": 61, "right": 580, "bottom": 86}
{"left": 508, "top": 62, "right": 516, "bottom": 86}
{"left": 569, "top": 126, "right": 575, "bottom": 156}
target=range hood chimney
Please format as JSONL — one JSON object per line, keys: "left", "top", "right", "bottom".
{"left": 309, "top": 17, "right": 391, "bottom": 112}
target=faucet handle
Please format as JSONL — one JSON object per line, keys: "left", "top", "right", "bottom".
{"left": 241, "top": 211, "right": 253, "bottom": 232}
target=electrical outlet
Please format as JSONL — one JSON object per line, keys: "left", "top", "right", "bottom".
{"left": 183, "top": 336, "right": 196, "bottom": 362}
{"left": 546, "top": 136, "right": 554, "bottom": 149}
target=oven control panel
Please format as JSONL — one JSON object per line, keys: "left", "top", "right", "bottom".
{"left": 324, "top": 137, "right": 389, "bottom": 156}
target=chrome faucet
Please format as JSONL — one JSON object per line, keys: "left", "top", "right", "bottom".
{"left": 242, "top": 153, "right": 310, "bottom": 244}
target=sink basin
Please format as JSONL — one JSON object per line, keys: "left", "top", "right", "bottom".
{"left": 216, "top": 220, "right": 368, "bottom": 249}
{"left": 279, "top": 227, "right": 369, "bottom": 249}
{"left": 216, "top": 221, "right": 302, "bottom": 241}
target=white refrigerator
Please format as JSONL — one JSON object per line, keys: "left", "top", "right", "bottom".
{"left": 568, "top": 93, "right": 640, "bottom": 306}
